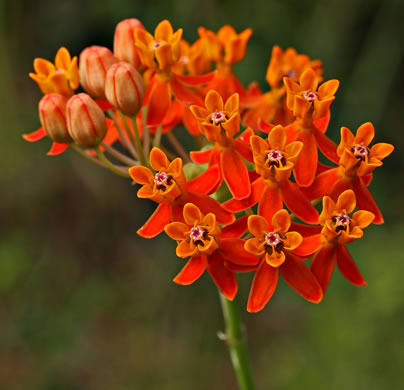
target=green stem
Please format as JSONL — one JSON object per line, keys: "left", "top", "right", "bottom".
{"left": 101, "top": 142, "right": 138, "bottom": 166}
{"left": 218, "top": 293, "right": 256, "bottom": 390}
{"left": 153, "top": 124, "right": 163, "bottom": 148}
{"left": 131, "top": 116, "right": 147, "bottom": 167}
{"left": 166, "top": 131, "right": 191, "bottom": 163}
{"left": 94, "top": 147, "right": 130, "bottom": 178}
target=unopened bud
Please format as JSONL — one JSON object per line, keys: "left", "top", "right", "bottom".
{"left": 113, "top": 18, "right": 144, "bottom": 68}
{"left": 66, "top": 93, "right": 107, "bottom": 147}
{"left": 105, "top": 62, "right": 145, "bottom": 116}
{"left": 79, "top": 46, "right": 118, "bottom": 98}
{"left": 39, "top": 93, "right": 72, "bottom": 143}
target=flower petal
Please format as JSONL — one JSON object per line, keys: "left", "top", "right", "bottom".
{"left": 47, "top": 142, "right": 69, "bottom": 156}
{"left": 23, "top": 127, "right": 47, "bottom": 142}
{"left": 173, "top": 255, "right": 206, "bottom": 285}
{"left": 294, "top": 132, "right": 317, "bottom": 187}
{"left": 190, "top": 148, "right": 213, "bottom": 164}
{"left": 221, "top": 148, "right": 251, "bottom": 199}
{"left": 314, "top": 129, "right": 339, "bottom": 164}
{"left": 137, "top": 201, "right": 171, "bottom": 238}
{"left": 146, "top": 79, "right": 171, "bottom": 126}
{"left": 335, "top": 245, "right": 367, "bottom": 286}
{"left": 247, "top": 262, "right": 278, "bottom": 313}
{"left": 258, "top": 185, "right": 283, "bottom": 227}
{"left": 184, "top": 164, "right": 221, "bottom": 194}
{"left": 280, "top": 254, "right": 323, "bottom": 303}
{"left": 206, "top": 251, "right": 238, "bottom": 300}
{"left": 293, "top": 234, "right": 322, "bottom": 257}
{"left": 221, "top": 215, "right": 249, "bottom": 238}
{"left": 310, "top": 245, "right": 337, "bottom": 293}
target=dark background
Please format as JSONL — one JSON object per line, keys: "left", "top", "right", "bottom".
{"left": 1, "top": 0, "right": 404, "bottom": 389}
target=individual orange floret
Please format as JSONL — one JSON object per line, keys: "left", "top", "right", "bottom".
{"left": 29, "top": 47, "right": 80, "bottom": 97}
{"left": 302, "top": 122, "right": 394, "bottom": 224}
{"left": 190, "top": 90, "right": 253, "bottom": 200}
{"left": 303, "top": 190, "right": 375, "bottom": 293}
{"left": 223, "top": 125, "right": 319, "bottom": 224}
{"left": 164, "top": 203, "right": 257, "bottom": 300}
{"left": 240, "top": 210, "right": 322, "bottom": 313}
{"left": 243, "top": 46, "right": 323, "bottom": 129}
{"left": 129, "top": 147, "right": 234, "bottom": 238}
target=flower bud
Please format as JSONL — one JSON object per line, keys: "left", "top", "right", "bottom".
{"left": 105, "top": 62, "right": 145, "bottom": 115}
{"left": 66, "top": 93, "right": 107, "bottom": 147}
{"left": 38, "top": 93, "right": 72, "bottom": 143}
{"left": 113, "top": 18, "right": 144, "bottom": 68}
{"left": 79, "top": 46, "right": 118, "bottom": 98}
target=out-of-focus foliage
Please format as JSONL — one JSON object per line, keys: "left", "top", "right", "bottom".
{"left": 1, "top": 0, "right": 403, "bottom": 388}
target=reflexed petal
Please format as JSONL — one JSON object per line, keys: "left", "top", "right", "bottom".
{"left": 294, "top": 132, "right": 317, "bottom": 187}
{"left": 221, "top": 215, "right": 249, "bottom": 238}
{"left": 356, "top": 122, "right": 374, "bottom": 146}
{"left": 268, "top": 125, "right": 286, "bottom": 150}
{"left": 129, "top": 165, "right": 153, "bottom": 184}
{"left": 221, "top": 148, "right": 251, "bottom": 199}
{"left": 301, "top": 168, "right": 338, "bottom": 201}
{"left": 170, "top": 78, "right": 203, "bottom": 105}
{"left": 293, "top": 234, "right": 322, "bottom": 256}
{"left": 311, "top": 245, "right": 337, "bottom": 293}
{"left": 280, "top": 255, "right": 323, "bottom": 303}
{"left": 164, "top": 221, "right": 189, "bottom": 240}
{"left": 150, "top": 147, "right": 170, "bottom": 171}
{"left": 176, "top": 72, "right": 216, "bottom": 85}
{"left": 283, "top": 232, "right": 303, "bottom": 250}
{"left": 272, "top": 209, "right": 291, "bottom": 233}
{"left": 190, "top": 148, "right": 213, "bottom": 164}
{"left": 173, "top": 255, "right": 206, "bottom": 285}
{"left": 314, "top": 130, "right": 339, "bottom": 164}
{"left": 205, "top": 90, "right": 224, "bottom": 112}
{"left": 335, "top": 245, "right": 367, "bottom": 286}
{"left": 247, "top": 261, "right": 278, "bottom": 313}
{"left": 222, "top": 177, "right": 265, "bottom": 213}
{"left": 352, "top": 210, "right": 375, "bottom": 229}
{"left": 47, "top": 142, "right": 69, "bottom": 156}
{"left": 248, "top": 214, "right": 268, "bottom": 237}
{"left": 258, "top": 186, "right": 283, "bottom": 227}
{"left": 281, "top": 180, "right": 319, "bottom": 224}
{"left": 187, "top": 191, "right": 235, "bottom": 225}
{"left": 184, "top": 164, "right": 221, "bottom": 194}
{"left": 207, "top": 252, "right": 238, "bottom": 300}
{"left": 352, "top": 177, "right": 384, "bottom": 224}
{"left": 183, "top": 203, "right": 203, "bottom": 225}
{"left": 219, "top": 238, "right": 259, "bottom": 266}
{"left": 225, "top": 262, "right": 257, "bottom": 273}
{"left": 146, "top": 79, "right": 171, "bottom": 126}
{"left": 137, "top": 201, "right": 171, "bottom": 238}
{"left": 336, "top": 189, "right": 356, "bottom": 214}
{"left": 23, "top": 128, "right": 47, "bottom": 142}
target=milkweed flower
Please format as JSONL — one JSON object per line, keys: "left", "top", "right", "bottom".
{"left": 190, "top": 90, "right": 253, "bottom": 199}
{"left": 164, "top": 203, "right": 257, "bottom": 300}
{"left": 29, "top": 47, "right": 80, "bottom": 97}
{"left": 304, "top": 190, "right": 375, "bottom": 293}
{"left": 243, "top": 46, "right": 323, "bottom": 129}
{"left": 129, "top": 148, "right": 234, "bottom": 238}
{"left": 302, "top": 122, "right": 394, "bottom": 224}
{"left": 135, "top": 20, "right": 214, "bottom": 126}
{"left": 239, "top": 210, "right": 323, "bottom": 312}
{"left": 283, "top": 68, "right": 340, "bottom": 187}
{"left": 223, "top": 125, "right": 319, "bottom": 224}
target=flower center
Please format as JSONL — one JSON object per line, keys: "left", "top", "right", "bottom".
{"left": 303, "top": 91, "right": 318, "bottom": 102}
{"left": 351, "top": 144, "right": 369, "bottom": 161}
{"left": 210, "top": 111, "right": 228, "bottom": 125}
{"left": 264, "top": 232, "right": 284, "bottom": 254}
{"left": 154, "top": 171, "right": 172, "bottom": 190}
{"left": 332, "top": 213, "right": 351, "bottom": 232}
{"left": 266, "top": 149, "right": 286, "bottom": 168}
{"left": 152, "top": 41, "right": 164, "bottom": 50}
{"left": 190, "top": 226, "right": 207, "bottom": 244}
{"left": 285, "top": 69, "right": 297, "bottom": 78}
{"left": 180, "top": 56, "right": 189, "bottom": 64}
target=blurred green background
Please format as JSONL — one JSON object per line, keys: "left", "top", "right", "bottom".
{"left": 1, "top": 0, "right": 404, "bottom": 389}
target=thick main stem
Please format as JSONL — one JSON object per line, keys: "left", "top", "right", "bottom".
{"left": 218, "top": 293, "right": 256, "bottom": 390}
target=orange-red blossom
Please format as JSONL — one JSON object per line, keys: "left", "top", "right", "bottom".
{"left": 164, "top": 203, "right": 257, "bottom": 300}
{"left": 237, "top": 210, "right": 323, "bottom": 312}
{"left": 129, "top": 148, "right": 234, "bottom": 238}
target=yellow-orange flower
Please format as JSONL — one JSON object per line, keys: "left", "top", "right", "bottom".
{"left": 29, "top": 47, "right": 80, "bottom": 97}
{"left": 135, "top": 20, "right": 183, "bottom": 74}
{"left": 284, "top": 67, "right": 339, "bottom": 121}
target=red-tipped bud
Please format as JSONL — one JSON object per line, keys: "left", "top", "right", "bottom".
{"left": 66, "top": 93, "right": 107, "bottom": 147}
{"left": 38, "top": 93, "right": 72, "bottom": 143}
{"left": 79, "top": 46, "right": 118, "bottom": 98}
{"left": 113, "top": 18, "right": 144, "bottom": 68}
{"left": 105, "top": 62, "right": 145, "bottom": 115}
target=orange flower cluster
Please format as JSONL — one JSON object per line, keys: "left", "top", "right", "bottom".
{"left": 25, "top": 19, "right": 394, "bottom": 312}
